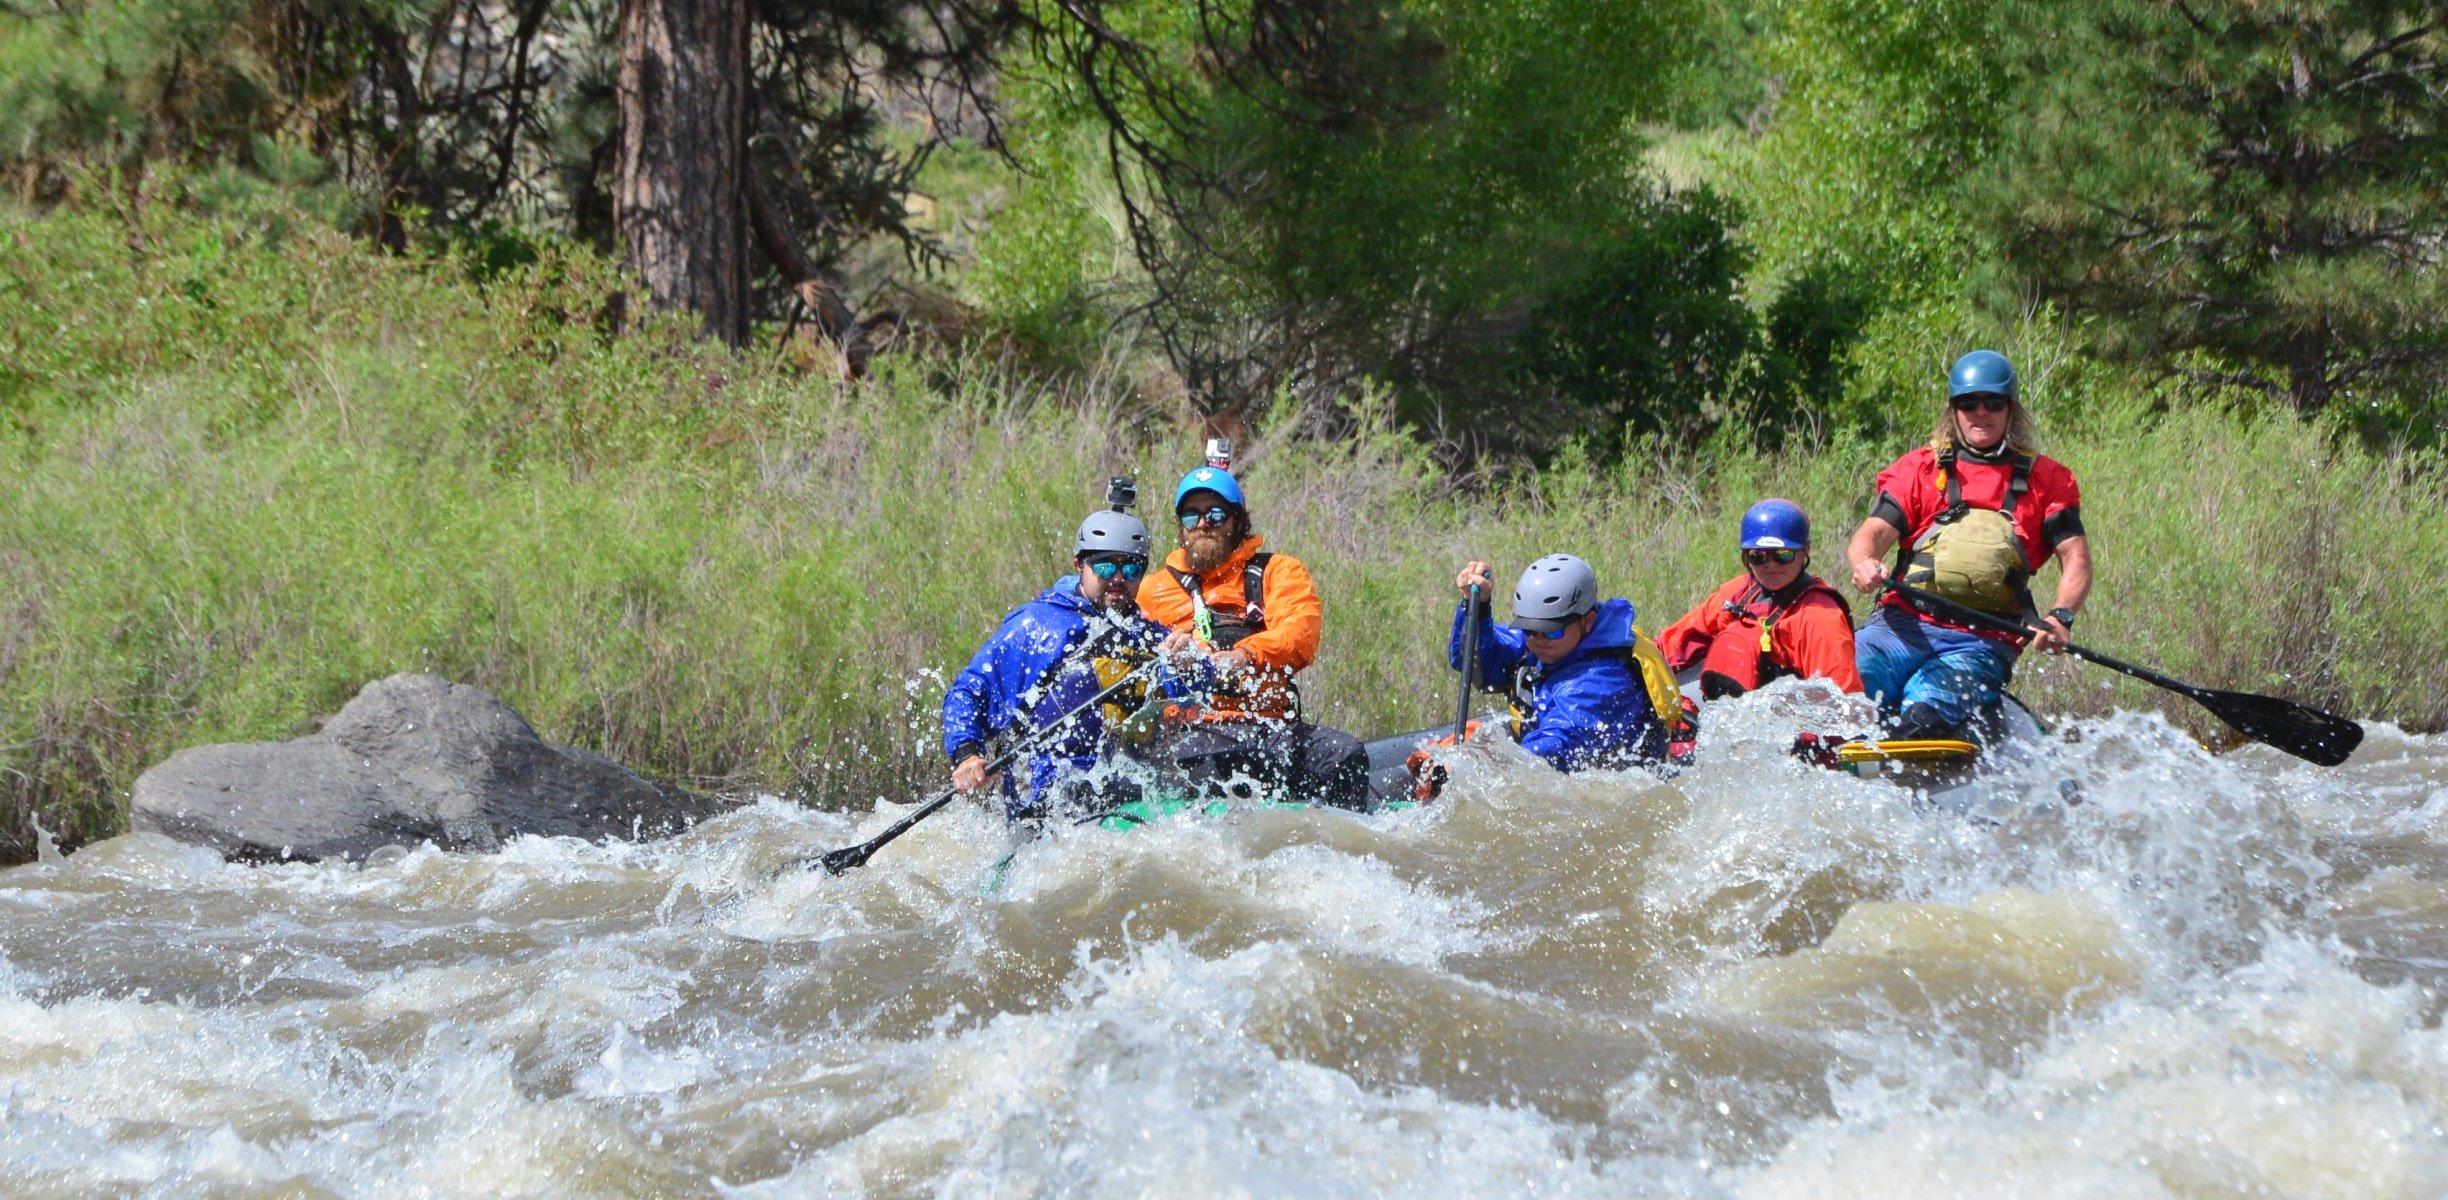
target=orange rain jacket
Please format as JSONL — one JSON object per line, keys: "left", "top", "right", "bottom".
{"left": 1137, "top": 534, "right": 1322, "bottom": 719}
{"left": 1656, "top": 573, "right": 1864, "bottom": 694}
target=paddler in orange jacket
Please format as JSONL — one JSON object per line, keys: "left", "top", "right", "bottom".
{"left": 1656, "top": 498, "right": 1862, "bottom": 699}
{"left": 1138, "top": 463, "right": 1371, "bottom": 809}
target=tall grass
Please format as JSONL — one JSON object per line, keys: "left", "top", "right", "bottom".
{"left": 5, "top": 208, "right": 2445, "bottom": 862}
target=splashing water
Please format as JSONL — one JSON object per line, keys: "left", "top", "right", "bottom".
{"left": 4, "top": 693, "right": 2445, "bottom": 1197}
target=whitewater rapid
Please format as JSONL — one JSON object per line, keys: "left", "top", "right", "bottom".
{"left": 4, "top": 690, "right": 2445, "bottom": 1197}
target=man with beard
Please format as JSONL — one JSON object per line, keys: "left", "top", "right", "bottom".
{"left": 942, "top": 499, "right": 1176, "bottom": 821}
{"left": 1138, "top": 465, "right": 1373, "bottom": 809}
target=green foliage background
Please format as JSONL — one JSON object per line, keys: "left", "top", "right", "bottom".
{"left": 4, "top": 206, "right": 2446, "bottom": 860}
{"left": 5, "top": 0, "right": 2448, "bottom": 858}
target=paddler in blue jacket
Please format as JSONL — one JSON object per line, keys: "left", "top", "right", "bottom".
{"left": 1446, "top": 554, "right": 1673, "bottom": 770}
{"left": 942, "top": 499, "right": 1187, "bottom": 820}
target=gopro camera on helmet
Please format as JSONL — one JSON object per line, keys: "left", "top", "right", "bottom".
{"left": 1105, "top": 475, "right": 1137, "bottom": 512}
{"left": 1204, "top": 438, "right": 1235, "bottom": 470}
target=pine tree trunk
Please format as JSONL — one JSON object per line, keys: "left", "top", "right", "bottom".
{"left": 2286, "top": 328, "right": 2332, "bottom": 417}
{"left": 615, "top": 0, "right": 750, "bottom": 344}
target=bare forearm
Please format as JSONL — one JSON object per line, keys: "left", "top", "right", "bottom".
{"left": 2051, "top": 536, "right": 2092, "bottom": 613}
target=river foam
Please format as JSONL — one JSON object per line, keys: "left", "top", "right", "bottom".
{"left": 3, "top": 697, "right": 2443, "bottom": 1196}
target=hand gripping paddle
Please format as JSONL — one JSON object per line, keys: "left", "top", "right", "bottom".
{"left": 1883, "top": 581, "right": 2363, "bottom": 767}
{"left": 807, "top": 654, "right": 1159, "bottom": 875}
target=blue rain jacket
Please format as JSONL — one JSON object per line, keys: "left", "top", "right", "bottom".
{"left": 942, "top": 585, "right": 1178, "bottom": 814}
{"left": 1447, "top": 596, "right": 1666, "bottom": 771}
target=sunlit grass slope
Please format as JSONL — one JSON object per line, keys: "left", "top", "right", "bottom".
{"left": 4, "top": 209, "right": 2443, "bottom": 860}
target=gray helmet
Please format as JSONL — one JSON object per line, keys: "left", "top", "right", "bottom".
{"left": 1512, "top": 554, "right": 1597, "bottom": 633}
{"left": 1075, "top": 510, "right": 1150, "bottom": 559}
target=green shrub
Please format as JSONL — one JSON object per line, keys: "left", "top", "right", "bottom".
{"left": 3, "top": 206, "right": 2443, "bottom": 863}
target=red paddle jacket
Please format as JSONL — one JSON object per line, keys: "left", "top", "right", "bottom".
{"left": 1656, "top": 574, "right": 1862, "bottom": 694}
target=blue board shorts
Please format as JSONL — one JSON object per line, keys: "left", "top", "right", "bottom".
{"left": 1854, "top": 603, "right": 2018, "bottom": 727}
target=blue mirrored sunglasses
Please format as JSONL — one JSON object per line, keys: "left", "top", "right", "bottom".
{"left": 1088, "top": 558, "right": 1148, "bottom": 581}
{"left": 1744, "top": 548, "right": 1801, "bottom": 565}
{"left": 1524, "top": 622, "right": 1573, "bottom": 641}
{"left": 1178, "top": 506, "right": 1234, "bottom": 529}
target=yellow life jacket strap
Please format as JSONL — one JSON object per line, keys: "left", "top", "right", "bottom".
{"left": 1627, "top": 624, "right": 1685, "bottom": 727}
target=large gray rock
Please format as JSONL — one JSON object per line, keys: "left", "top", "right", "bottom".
{"left": 132, "top": 674, "right": 725, "bottom": 863}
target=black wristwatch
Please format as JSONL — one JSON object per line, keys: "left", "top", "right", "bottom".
{"left": 2047, "top": 607, "right": 2077, "bottom": 629}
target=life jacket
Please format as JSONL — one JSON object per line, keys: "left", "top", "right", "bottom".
{"left": 1897, "top": 450, "right": 2037, "bottom": 619}
{"left": 1697, "top": 577, "right": 1851, "bottom": 699}
{"left": 1170, "top": 551, "right": 1273, "bottom": 649}
{"left": 1505, "top": 625, "right": 1696, "bottom": 767}
{"left": 1022, "top": 619, "right": 1159, "bottom": 748}
{"left": 1168, "top": 552, "right": 1297, "bottom": 714}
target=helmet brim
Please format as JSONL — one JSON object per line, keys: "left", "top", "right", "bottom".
{"left": 1176, "top": 489, "right": 1240, "bottom": 512}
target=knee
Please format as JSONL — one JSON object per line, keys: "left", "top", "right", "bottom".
{"left": 1887, "top": 702, "right": 1961, "bottom": 741}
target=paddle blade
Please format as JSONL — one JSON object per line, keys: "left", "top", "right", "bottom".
{"left": 2197, "top": 688, "right": 2364, "bottom": 767}
{"left": 817, "top": 844, "right": 873, "bottom": 874}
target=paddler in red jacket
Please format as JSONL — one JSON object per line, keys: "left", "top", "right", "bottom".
{"left": 1138, "top": 462, "right": 1371, "bottom": 809}
{"left": 1844, "top": 350, "right": 2092, "bottom": 741}
{"left": 1656, "top": 499, "right": 1861, "bottom": 698}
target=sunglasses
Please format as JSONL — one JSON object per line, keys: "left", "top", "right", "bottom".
{"left": 1177, "top": 506, "right": 1234, "bottom": 529}
{"left": 1744, "top": 548, "right": 1801, "bottom": 566}
{"left": 1087, "top": 558, "right": 1148, "bottom": 581}
{"left": 1951, "top": 395, "right": 2011, "bottom": 414}
{"left": 1524, "top": 622, "right": 1575, "bottom": 641}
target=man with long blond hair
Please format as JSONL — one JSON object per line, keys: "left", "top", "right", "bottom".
{"left": 1843, "top": 350, "right": 2093, "bottom": 740}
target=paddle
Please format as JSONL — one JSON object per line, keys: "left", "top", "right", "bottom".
{"left": 1882, "top": 580, "right": 2364, "bottom": 767}
{"left": 1454, "top": 582, "right": 1482, "bottom": 740}
{"left": 806, "top": 653, "right": 1159, "bottom": 875}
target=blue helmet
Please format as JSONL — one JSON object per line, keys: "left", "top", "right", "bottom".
{"left": 1948, "top": 350, "right": 2018, "bottom": 401}
{"left": 1739, "top": 498, "right": 1810, "bottom": 550}
{"left": 1172, "top": 465, "right": 1247, "bottom": 513}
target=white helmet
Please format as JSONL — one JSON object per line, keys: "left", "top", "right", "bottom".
{"left": 1075, "top": 510, "right": 1150, "bottom": 559}
{"left": 1512, "top": 554, "right": 1597, "bottom": 633}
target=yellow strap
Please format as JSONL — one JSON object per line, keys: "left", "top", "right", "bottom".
{"left": 1628, "top": 624, "right": 1684, "bottom": 722}
{"left": 1836, "top": 739, "right": 1979, "bottom": 765}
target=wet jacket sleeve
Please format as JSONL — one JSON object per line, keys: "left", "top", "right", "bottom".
{"left": 1777, "top": 596, "right": 1864, "bottom": 693}
{"left": 1446, "top": 596, "right": 1516, "bottom": 690}
{"left": 2031, "top": 457, "right": 2085, "bottom": 556}
{"left": 1236, "top": 553, "right": 1322, "bottom": 672}
{"left": 1655, "top": 579, "right": 1740, "bottom": 671}
{"left": 942, "top": 632, "right": 1003, "bottom": 763}
{"left": 1871, "top": 449, "right": 1936, "bottom": 537}
{"left": 939, "top": 605, "right": 1080, "bottom": 763}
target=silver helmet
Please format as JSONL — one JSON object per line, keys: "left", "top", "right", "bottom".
{"left": 1512, "top": 554, "right": 1597, "bottom": 633}
{"left": 1075, "top": 510, "right": 1151, "bottom": 559}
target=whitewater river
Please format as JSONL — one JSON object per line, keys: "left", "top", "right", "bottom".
{"left": 5, "top": 690, "right": 2446, "bottom": 1197}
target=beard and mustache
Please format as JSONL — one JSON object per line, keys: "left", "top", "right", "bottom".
{"left": 1181, "top": 521, "right": 1243, "bottom": 572}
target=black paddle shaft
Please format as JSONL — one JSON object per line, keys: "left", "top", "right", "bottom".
{"left": 1882, "top": 580, "right": 2363, "bottom": 767}
{"left": 1455, "top": 583, "right": 1482, "bottom": 740}
{"left": 812, "top": 648, "right": 1158, "bottom": 875}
